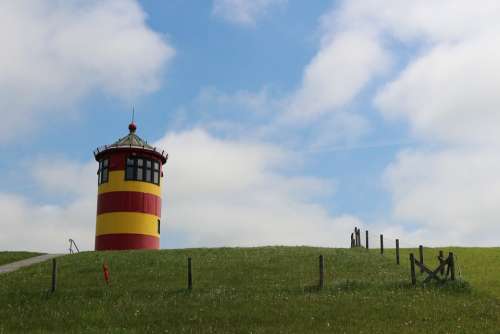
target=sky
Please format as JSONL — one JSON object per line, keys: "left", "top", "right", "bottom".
{"left": 2, "top": 0, "right": 500, "bottom": 252}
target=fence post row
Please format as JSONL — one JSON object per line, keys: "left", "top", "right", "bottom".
{"left": 380, "top": 234, "right": 384, "bottom": 255}
{"left": 319, "top": 255, "right": 324, "bottom": 289}
{"left": 187, "top": 257, "right": 193, "bottom": 290}
{"left": 396, "top": 239, "right": 400, "bottom": 265}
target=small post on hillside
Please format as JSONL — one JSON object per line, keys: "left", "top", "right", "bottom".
{"left": 396, "top": 239, "right": 400, "bottom": 265}
{"left": 419, "top": 245, "right": 424, "bottom": 273}
{"left": 380, "top": 234, "right": 384, "bottom": 255}
{"left": 350, "top": 233, "right": 355, "bottom": 248}
{"left": 319, "top": 255, "right": 324, "bottom": 289}
{"left": 51, "top": 258, "right": 57, "bottom": 293}
{"left": 365, "top": 230, "right": 369, "bottom": 249}
{"left": 439, "top": 250, "right": 444, "bottom": 275}
{"left": 187, "top": 257, "right": 193, "bottom": 290}
{"left": 409, "top": 253, "right": 416, "bottom": 286}
{"left": 449, "top": 252, "right": 455, "bottom": 281}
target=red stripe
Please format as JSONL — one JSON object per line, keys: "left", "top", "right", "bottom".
{"left": 97, "top": 191, "right": 161, "bottom": 216}
{"left": 95, "top": 234, "right": 159, "bottom": 250}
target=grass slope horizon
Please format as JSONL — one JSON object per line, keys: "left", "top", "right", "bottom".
{"left": 1, "top": 246, "right": 500, "bottom": 333}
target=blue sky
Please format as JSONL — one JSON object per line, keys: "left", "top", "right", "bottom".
{"left": 2, "top": 0, "right": 500, "bottom": 252}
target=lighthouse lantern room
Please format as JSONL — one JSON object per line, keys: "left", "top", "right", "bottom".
{"left": 93, "top": 122, "right": 168, "bottom": 250}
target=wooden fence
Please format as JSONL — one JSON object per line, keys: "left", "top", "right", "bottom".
{"left": 350, "top": 226, "right": 458, "bottom": 286}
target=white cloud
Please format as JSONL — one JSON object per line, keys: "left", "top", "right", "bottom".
{"left": 158, "top": 129, "right": 359, "bottom": 247}
{"left": 288, "top": 29, "right": 390, "bottom": 120}
{"left": 376, "top": 32, "right": 500, "bottom": 145}
{"left": 212, "top": 0, "right": 287, "bottom": 26}
{"left": 1, "top": 129, "right": 361, "bottom": 252}
{"left": 0, "top": 0, "right": 174, "bottom": 142}
{"left": 0, "top": 160, "right": 96, "bottom": 253}
{"left": 384, "top": 147, "right": 500, "bottom": 246}
{"left": 327, "top": 0, "right": 500, "bottom": 245}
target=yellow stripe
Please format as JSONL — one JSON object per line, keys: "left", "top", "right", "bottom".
{"left": 96, "top": 212, "right": 160, "bottom": 237}
{"left": 98, "top": 170, "right": 161, "bottom": 196}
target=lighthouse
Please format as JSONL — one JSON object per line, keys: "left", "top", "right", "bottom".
{"left": 93, "top": 122, "right": 168, "bottom": 250}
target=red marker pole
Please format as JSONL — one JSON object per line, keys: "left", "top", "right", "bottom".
{"left": 103, "top": 262, "right": 110, "bottom": 285}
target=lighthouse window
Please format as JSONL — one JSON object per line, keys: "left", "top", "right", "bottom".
{"left": 126, "top": 158, "right": 134, "bottom": 179}
{"left": 125, "top": 156, "right": 161, "bottom": 185}
{"left": 98, "top": 159, "right": 109, "bottom": 185}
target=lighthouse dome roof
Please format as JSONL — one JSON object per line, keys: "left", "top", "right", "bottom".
{"left": 93, "top": 122, "right": 168, "bottom": 163}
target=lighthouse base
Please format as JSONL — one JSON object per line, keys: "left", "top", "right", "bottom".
{"left": 95, "top": 234, "right": 159, "bottom": 251}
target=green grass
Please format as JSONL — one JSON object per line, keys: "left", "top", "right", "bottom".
{"left": 0, "top": 251, "right": 42, "bottom": 266}
{"left": 1, "top": 247, "right": 500, "bottom": 333}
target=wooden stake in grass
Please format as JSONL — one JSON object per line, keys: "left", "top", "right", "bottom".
{"left": 396, "top": 239, "right": 400, "bottom": 265}
{"left": 187, "top": 257, "right": 193, "bottom": 290}
{"left": 365, "top": 230, "right": 369, "bottom": 249}
{"left": 319, "top": 255, "right": 324, "bottom": 289}
{"left": 409, "top": 253, "right": 416, "bottom": 286}
{"left": 439, "top": 250, "right": 444, "bottom": 275}
{"left": 419, "top": 245, "right": 424, "bottom": 273}
{"left": 51, "top": 258, "right": 57, "bottom": 293}
{"left": 380, "top": 234, "right": 384, "bottom": 255}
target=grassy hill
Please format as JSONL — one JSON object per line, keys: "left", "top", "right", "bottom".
{"left": 1, "top": 246, "right": 500, "bottom": 333}
{"left": 0, "top": 251, "right": 42, "bottom": 266}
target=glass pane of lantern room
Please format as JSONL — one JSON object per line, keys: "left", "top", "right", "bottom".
{"left": 127, "top": 158, "right": 134, "bottom": 166}
{"left": 153, "top": 161, "right": 159, "bottom": 170}
{"left": 101, "top": 168, "right": 108, "bottom": 182}
{"left": 137, "top": 158, "right": 143, "bottom": 167}
{"left": 146, "top": 160, "right": 151, "bottom": 168}
{"left": 153, "top": 171, "right": 159, "bottom": 184}
{"left": 137, "top": 167, "right": 143, "bottom": 180}
{"left": 145, "top": 169, "right": 151, "bottom": 182}
{"left": 126, "top": 166, "right": 134, "bottom": 180}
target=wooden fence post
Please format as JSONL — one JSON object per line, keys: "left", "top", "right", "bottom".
{"left": 319, "top": 255, "right": 324, "bottom": 289}
{"left": 365, "top": 230, "right": 369, "bottom": 249}
{"left": 419, "top": 245, "right": 424, "bottom": 273}
{"left": 409, "top": 253, "right": 416, "bottom": 286}
{"left": 380, "top": 234, "right": 384, "bottom": 255}
{"left": 187, "top": 257, "right": 193, "bottom": 290}
{"left": 439, "top": 250, "right": 444, "bottom": 275}
{"left": 51, "top": 258, "right": 57, "bottom": 293}
{"left": 449, "top": 252, "right": 455, "bottom": 281}
{"left": 396, "top": 239, "right": 400, "bottom": 265}
{"left": 350, "top": 233, "right": 355, "bottom": 248}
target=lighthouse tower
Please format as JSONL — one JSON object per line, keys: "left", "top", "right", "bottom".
{"left": 93, "top": 122, "right": 168, "bottom": 250}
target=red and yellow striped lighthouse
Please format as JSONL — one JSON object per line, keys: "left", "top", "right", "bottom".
{"left": 93, "top": 122, "right": 168, "bottom": 250}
